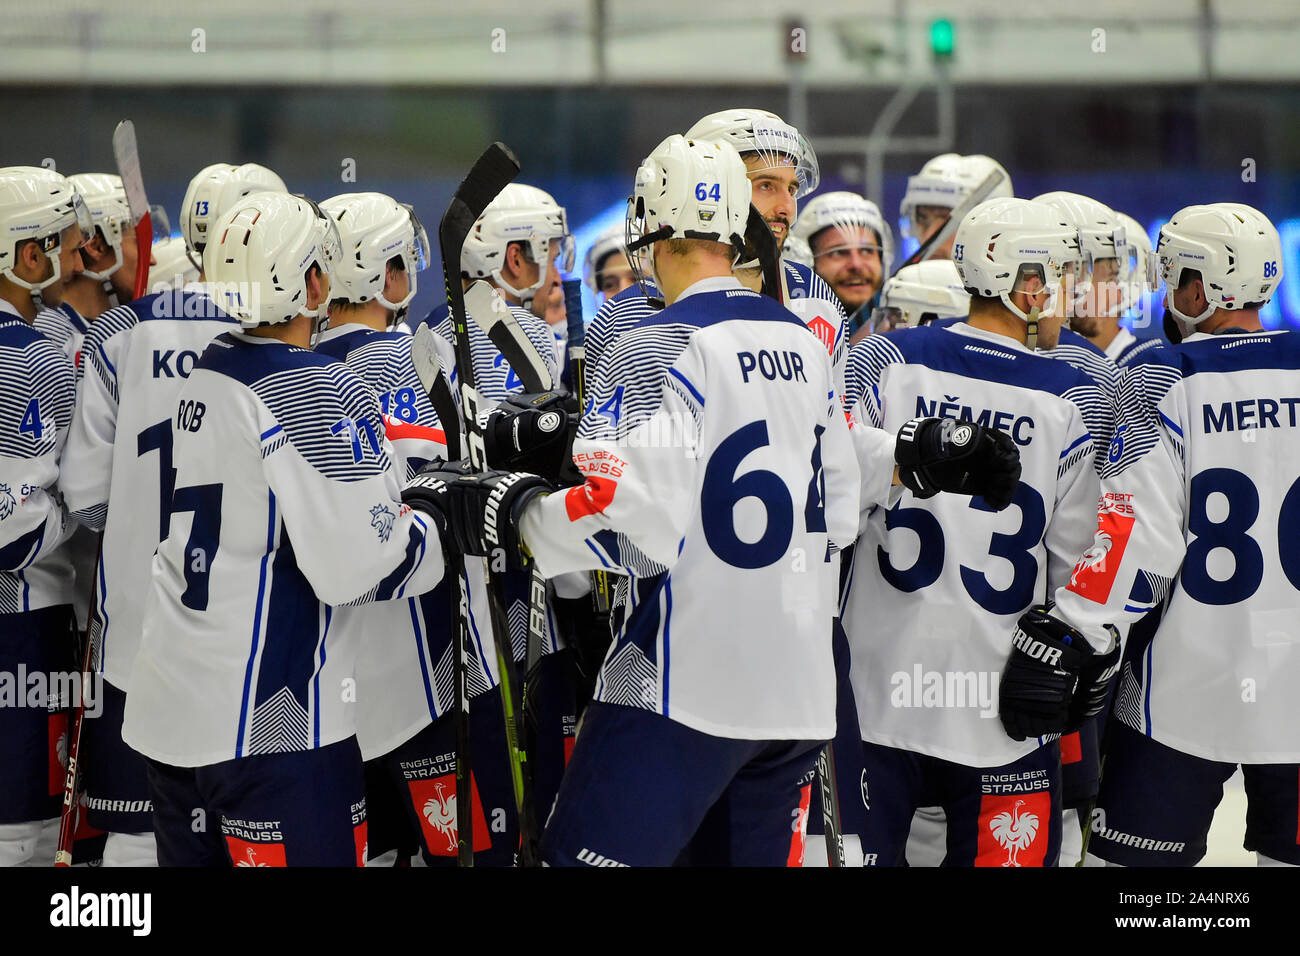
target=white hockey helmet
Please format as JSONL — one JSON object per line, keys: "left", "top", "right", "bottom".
{"left": 1032, "top": 191, "right": 1125, "bottom": 295}
{"left": 0, "top": 166, "right": 92, "bottom": 296}
{"left": 871, "top": 259, "right": 970, "bottom": 330}
{"left": 782, "top": 234, "right": 814, "bottom": 269}
{"left": 685, "top": 108, "right": 819, "bottom": 200}
{"left": 320, "top": 192, "right": 429, "bottom": 320}
{"left": 791, "top": 190, "right": 895, "bottom": 275}
{"left": 953, "top": 197, "right": 1080, "bottom": 329}
{"left": 900, "top": 153, "right": 1013, "bottom": 238}
{"left": 181, "top": 162, "right": 287, "bottom": 263}
{"left": 1157, "top": 202, "right": 1283, "bottom": 327}
{"left": 147, "top": 235, "right": 200, "bottom": 292}
{"left": 460, "top": 183, "right": 573, "bottom": 303}
{"left": 582, "top": 223, "right": 630, "bottom": 293}
{"left": 625, "top": 134, "right": 752, "bottom": 295}
{"left": 203, "top": 191, "right": 342, "bottom": 333}
{"left": 67, "top": 173, "right": 132, "bottom": 282}
{"left": 1114, "top": 211, "right": 1157, "bottom": 315}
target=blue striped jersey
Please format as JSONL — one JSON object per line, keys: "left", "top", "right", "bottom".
{"left": 520, "top": 276, "right": 861, "bottom": 740}
{"left": 1055, "top": 328, "right": 1300, "bottom": 763}
{"left": 0, "top": 307, "right": 76, "bottom": 614}
{"left": 34, "top": 302, "right": 90, "bottom": 379}
{"left": 842, "top": 321, "right": 1111, "bottom": 767}
{"left": 61, "top": 290, "right": 237, "bottom": 690}
{"left": 314, "top": 322, "right": 498, "bottom": 759}
{"left": 122, "top": 330, "right": 445, "bottom": 767}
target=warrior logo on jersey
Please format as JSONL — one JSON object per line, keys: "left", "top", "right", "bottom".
{"left": 0, "top": 482, "right": 13, "bottom": 521}
{"left": 1067, "top": 493, "right": 1137, "bottom": 604}
{"left": 370, "top": 504, "right": 395, "bottom": 542}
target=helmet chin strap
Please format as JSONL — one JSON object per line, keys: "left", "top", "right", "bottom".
{"left": 1166, "top": 294, "right": 1216, "bottom": 337}
{"left": 1024, "top": 306, "right": 1041, "bottom": 351}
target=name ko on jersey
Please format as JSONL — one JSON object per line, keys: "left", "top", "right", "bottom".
{"left": 916, "top": 395, "right": 1034, "bottom": 446}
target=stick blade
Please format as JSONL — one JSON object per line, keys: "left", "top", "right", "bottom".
{"left": 464, "top": 280, "right": 553, "bottom": 393}
{"left": 412, "top": 325, "right": 444, "bottom": 396}
{"left": 438, "top": 142, "right": 521, "bottom": 261}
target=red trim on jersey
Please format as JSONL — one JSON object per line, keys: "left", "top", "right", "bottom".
{"left": 383, "top": 416, "right": 447, "bottom": 448}
{"left": 225, "top": 836, "right": 287, "bottom": 867}
{"left": 1067, "top": 494, "right": 1137, "bottom": 605}
{"left": 1060, "top": 732, "right": 1083, "bottom": 765}
{"left": 353, "top": 821, "right": 368, "bottom": 868}
{"left": 565, "top": 476, "right": 617, "bottom": 521}
{"left": 408, "top": 772, "right": 491, "bottom": 857}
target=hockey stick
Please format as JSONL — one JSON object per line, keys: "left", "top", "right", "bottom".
{"left": 463, "top": 280, "right": 556, "bottom": 759}
{"left": 742, "top": 205, "right": 784, "bottom": 303}
{"left": 54, "top": 546, "right": 102, "bottom": 867}
{"left": 892, "top": 167, "right": 1007, "bottom": 276}
{"left": 411, "top": 325, "right": 463, "bottom": 461}
{"left": 815, "top": 745, "right": 846, "bottom": 867}
{"left": 561, "top": 278, "right": 613, "bottom": 618}
{"left": 112, "top": 121, "right": 153, "bottom": 301}
{"left": 439, "top": 142, "right": 543, "bottom": 867}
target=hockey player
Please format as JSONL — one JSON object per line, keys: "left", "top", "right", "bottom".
{"left": 899, "top": 153, "right": 1013, "bottom": 261}
{"left": 179, "top": 162, "right": 286, "bottom": 277}
{"left": 0, "top": 167, "right": 88, "bottom": 866}
{"left": 843, "top": 197, "right": 1114, "bottom": 867}
{"left": 583, "top": 224, "right": 636, "bottom": 303}
{"left": 869, "top": 259, "right": 970, "bottom": 332}
{"left": 586, "top": 109, "right": 847, "bottom": 381}
{"left": 789, "top": 191, "right": 894, "bottom": 343}
{"left": 315, "top": 191, "right": 519, "bottom": 865}
{"left": 420, "top": 135, "right": 1019, "bottom": 867}
{"left": 1107, "top": 211, "right": 1165, "bottom": 367}
{"left": 121, "top": 192, "right": 448, "bottom": 866}
{"left": 33, "top": 173, "right": 146, "bottom": 374}
{"left": 55, "top": 164, "right": 287, "bottom": 867}
{"left": 1051, "top": 202, "right": 1299, "bottom": 867}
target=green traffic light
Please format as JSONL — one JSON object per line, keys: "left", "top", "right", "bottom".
{"left": 930, "top": 18, "right": 955, "bottom": 58}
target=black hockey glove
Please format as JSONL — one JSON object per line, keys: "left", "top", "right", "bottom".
{"left": 998, "top": 605, "right": 1094, "bottom": 742}
{"left": 447, "top": 469, "right": 554, "bottom": 569}
{"left": 484, "top": 391, "right": 580, "bottom": 485}
{"left": 401, "top": 460, "right": 472, "bottom": 557}
{"left": 1067, "top": 624, "right": 1121, "bottom": 730}
{"left": 894, "top": 416, "right": 1021, "bottom": 510}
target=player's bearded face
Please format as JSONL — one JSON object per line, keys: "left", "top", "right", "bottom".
{"left": 812, "top": 224, "right": 884, "bottom": 310}
{"left": 743, "top": 155, "right": 799, "bottom": 251}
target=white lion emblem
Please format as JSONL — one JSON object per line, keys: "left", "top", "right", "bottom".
{"left": 370, "top": 504, "right": 395, "bottom": 542}
{"left": 1070, "top": 531, "right": 1113, "bottom": 587}
{"left": 0, "top": 482, "right": 14, "bottom": 521}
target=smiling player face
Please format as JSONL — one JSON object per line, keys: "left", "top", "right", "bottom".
{"left": 742, "top": 154, "right": 799, "bottom": 252}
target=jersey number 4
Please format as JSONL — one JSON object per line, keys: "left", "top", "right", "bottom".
{"left": 701, "top": 421, "right": 825, "bottom": 570}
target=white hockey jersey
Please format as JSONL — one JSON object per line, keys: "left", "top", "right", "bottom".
{"left": 314, "top": 323, "right": 497, "bottom": 760}
{"left": 0, "top": 304, "right": 76, "bottom": 614}
{"left": 1055, "top": 329, "right": 1300, "bottom": 763}
{"left": 520, "top": 277, "right": 861, "bottom": 741}
{"left": 61, "top": 290, "right": 237, "bottom": 690}
{"left": 843, "top": 321, "right": 1111, "bottom": 767}
{"left": 34, "top": 302, "right": 90, "bottom": 378}
{"left": 585, "top": 261, "right": 849, "bottom": 403}
{"left": 123, "top": 331, "right": 445, "bottom": 767}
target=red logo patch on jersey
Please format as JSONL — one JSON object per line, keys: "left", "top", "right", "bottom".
{"left": 787, "top": 783, "right": 812, "bottom": 867}
{"left": 565, "top": 476, "right": 617, "bottom": 521}
{"left": 353, "top": 821, "right": 368, "bottom": 868}
{"left": 805, "top": 315, "right": 837, "bottom": 356}
{"left": 976, "top": 792, "right": 1051, "bottom": 867}
{"left": 226, "top": 836, "right": 287, "bottom": 867}
{"left": 409, "top": 772, "right": 491, "bottom": 857}
{"left": 1060, "top": 731, "right": 1083, "bottom": 765}
{"left": 48, "top": 711, "right": 68, "bottom": 796}
{"left": 1067, "top": 494, "right": 1137, "bottom": 604}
